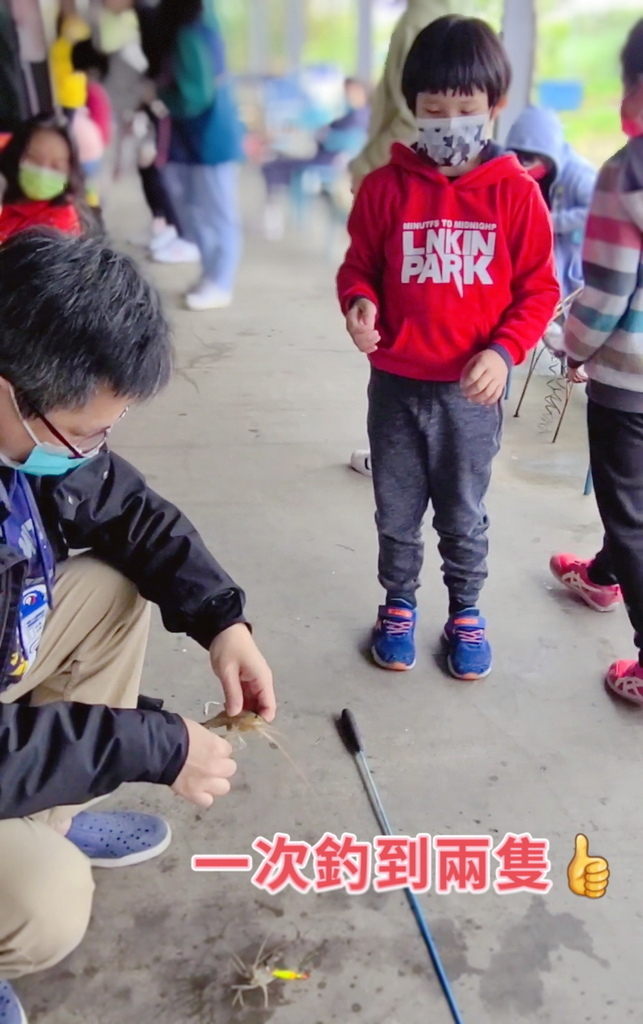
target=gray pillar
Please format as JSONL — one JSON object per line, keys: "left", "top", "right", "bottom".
{"left": 287, "top": 0, "right": 306, "bottom": 73}
{"left": 248, "top": 0, "right": 269, "bottom": 75}
{"left": 356, "top": 0, "right": 374, "bottom": 84}
{"left": 496, "top": 0, "right": 536, "bottom": 142}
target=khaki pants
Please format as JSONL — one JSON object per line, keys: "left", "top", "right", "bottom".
{"left": 0, "top": 556, "right": 151, "bottom": 980}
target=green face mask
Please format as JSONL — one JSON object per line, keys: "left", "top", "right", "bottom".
{"left": 18, "top": 161, "right": 68, "bottom": 201}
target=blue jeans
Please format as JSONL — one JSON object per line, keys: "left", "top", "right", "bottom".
{"left": 162, "top": 162, "right": 242, "bottom": 292}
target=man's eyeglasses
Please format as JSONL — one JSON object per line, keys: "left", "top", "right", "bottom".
{"left": 14, "top": 391, "right": 129, "bottom": 459}
{"left": 36, "top": 408, "right": 129, "bottom": 458}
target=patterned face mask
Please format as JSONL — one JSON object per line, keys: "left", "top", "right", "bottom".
{"left": 416, "top": 114, "right": 489, "bottom": 167}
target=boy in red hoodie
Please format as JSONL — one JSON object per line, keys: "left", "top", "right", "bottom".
{"left": 337, "top": 16, "right": 559, "bottom": 679}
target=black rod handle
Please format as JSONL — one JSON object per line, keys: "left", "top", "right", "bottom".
{"left": 338, "top": 708, "right": 364, "bottom": 756}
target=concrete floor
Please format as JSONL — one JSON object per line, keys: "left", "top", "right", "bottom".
{"left": 16, "top": 177, "right": 643, "bottom": 1024}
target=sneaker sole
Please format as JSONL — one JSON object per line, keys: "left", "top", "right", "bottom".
{"left": 153, "top": 255, "right": 200, "bottom": 265}
{"left": 446, "top": 654, "right": 492, "bottom": 681}
{"left": 14, "top": 997, "right": 28, "bottom": 1024}
{"left": 86, "top": 822, "right": 173, "bottom": 869}
{"left": 185, "top": 299, "right": 232, "bottom": 312}
{"left": 371, "top": 646, "right": 416, "bottom": 671}
{"left": 549, "top": 565, "right": 621, "bottom": 613}
{"left": 605, "top": 674, "right": 643, "bottom": 705}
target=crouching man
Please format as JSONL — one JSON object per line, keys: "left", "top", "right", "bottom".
{"left": 0, "top": 230, "right": 275, "bottom": 1023}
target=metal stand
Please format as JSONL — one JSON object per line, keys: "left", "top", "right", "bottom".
{"left": 550, "top": 380, "right": 574, "bottom": 444}
{"left": 584, "top": 466, "right": 593, "bottom": 496}
{"left": 513, "top": 342, "right": 547, "bottom": 418}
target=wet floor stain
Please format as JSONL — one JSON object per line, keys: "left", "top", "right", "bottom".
{"left": 480, "top": 897, "right": 610, "bottom": 1017}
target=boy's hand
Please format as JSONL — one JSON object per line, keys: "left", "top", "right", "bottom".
{"left": 346, "top": 298, "right": 380, "bottom": 354}
{"left": 460, "top": 350, "right": 509, "bottom": 406}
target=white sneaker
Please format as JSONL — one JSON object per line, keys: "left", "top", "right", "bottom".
{"left": 185, "top": 280, "right": 233, "bottom": 311}
{"left": 350, "top": 449, "right": 372, "bottom": 477}
{"left": 149, "top": 224, "right": 178, "bottom": 253}
{"left": 153, "top": 238, "right": 201, "bottom": 264}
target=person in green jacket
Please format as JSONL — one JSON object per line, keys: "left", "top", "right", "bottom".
{"left": 157, "top": 0, "right": 244, "bottom": 311}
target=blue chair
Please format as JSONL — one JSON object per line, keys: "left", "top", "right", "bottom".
{"left": 537, "top": 80, "right": 584, "bottom": 112}
{"left": 287, "top": 126, "right": 367, "bottom": 253}
{"left": 288, "top": 163, "right": 342, "bottom": 230}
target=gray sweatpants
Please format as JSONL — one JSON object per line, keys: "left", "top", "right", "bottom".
{"left": 367, "top": 368, "right": 503, "bottom": 613}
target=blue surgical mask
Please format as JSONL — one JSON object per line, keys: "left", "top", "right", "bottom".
{"left": 0, "top": 392, "right": 97, "bottom": 477}
{"left": 0, "top": 446, "right": 94, "bottom": 477}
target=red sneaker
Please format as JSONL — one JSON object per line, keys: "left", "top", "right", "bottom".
{"left": 549, "top": 554, "right": 622, "bottom": 612}
{"left": 606, "top": 660, "right": 643, "bottom": 704}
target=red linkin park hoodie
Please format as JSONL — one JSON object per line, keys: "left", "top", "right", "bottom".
{"left": 337, "top": 143, "right": 560, "bottom": 381}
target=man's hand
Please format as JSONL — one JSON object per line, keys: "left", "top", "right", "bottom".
{"left": 566, "top": 364, "right": 587, "bottom": 384}
{"left": 171, "top": 719, "right": 237, "bottom": 808}
{"left": 346, "top": 298, "right": 380, "bottom": 354}
{"left": 210, "top": 624, "right": 276, "bottom": 722}
{"left": 460, "top": 350, "right": 509, "bottom": 406}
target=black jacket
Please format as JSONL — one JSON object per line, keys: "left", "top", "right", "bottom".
{"left": 0, "top": 450, "right": 247, "bottom": 820}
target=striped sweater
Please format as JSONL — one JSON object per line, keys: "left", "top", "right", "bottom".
{"left": 564, "top": 138, "right": 643, "bottom": 411}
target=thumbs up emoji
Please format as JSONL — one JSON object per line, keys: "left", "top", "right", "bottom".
{"left": 567, "top": 834, "right": 610, "bottom": 898}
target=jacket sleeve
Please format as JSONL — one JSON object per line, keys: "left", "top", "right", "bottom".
{"left": 336, "top": 174, "right": 386, "bottom": 314}
{"left": 158, "top": 26, "right": 215, "bottom": 120}
{"left": 0, "top": 700, "right": 188, "bottom": 819}
{"left": 564, "top": 146, "right": 643, "bottom": 365}
{"left": 489, "top": 183, "right": 560, "bottom": 366}
{"left": 47, "top": 452, "right": 247, "bottom": 649}
{"left": 551, "top": 161, "right": 597, "bottom": 237}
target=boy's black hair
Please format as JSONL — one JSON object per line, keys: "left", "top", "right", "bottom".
{"left": 622, "top": 19, "right": 643, "bottom": 89}
{"left": 0, "top": 230, "right": 173, "bottom": 416}
{"left": 0, "top": 115, "right": 86, "bottom": 207}
{"left": 402, "top": 15, "right": 512, "bottom": 112}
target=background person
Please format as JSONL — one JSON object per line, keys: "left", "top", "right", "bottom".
{"left": 157, "top": 0, "right": 245, "bottom": 311}
{"left": 0, "top": 116, "right": 88, "bottom": 241}
{"left": 550, "top": 20, "right": 643, "bottom": 705}
{"left": 261, "top": 77, "right": 370, "bottom": 240}
{"left": 72, "top": 1, "right": 199, "bottom": 263}
{"left": 506, "top": 105, "right": 596, "bottom": 303}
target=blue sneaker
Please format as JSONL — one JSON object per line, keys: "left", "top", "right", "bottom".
{"left": 371, "top": 599, "right": 417, "bottom": 671}
{"left": 0, "top": 982, "right": 27, "bottom": 1024}
{"left": 444, "top": 608, "right": 492, "bottom": 680}
{"left": 65, "top": 811, "right": 172, "bottom": 869}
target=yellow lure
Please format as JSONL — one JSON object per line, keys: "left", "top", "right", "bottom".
{"left": 271, "top": 969, "right": 309, "bottom": 981}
